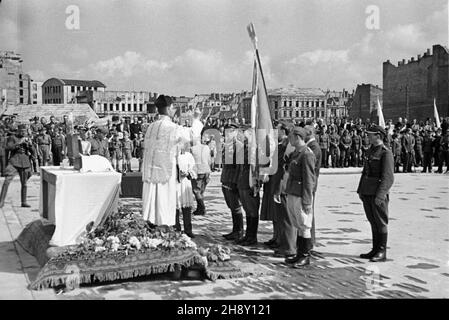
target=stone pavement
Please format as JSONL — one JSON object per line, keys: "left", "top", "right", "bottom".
{"left": 0, "top": 168, "right": 448, "bottom": 300}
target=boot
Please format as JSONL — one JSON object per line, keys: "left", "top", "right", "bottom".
{"left": 0, "top": 181, "right": 10, "bottom": 208}
{"left": 193, "top": 199, "right": 205, "bottom": 216}
{"left": 174, "top": 209, "right": 182, "bottom": 231}
{"left": 21, "top": 186, "right": 31, "bottom": 208}
{"left": 285, "top": 237, "right": 303, "bottom": 264}
{"left": 360, "top": 230, "right": 378, "bottom": 259}
{"left": 292, "top": 238, "right": 312, "bottom": 268}
{"left": 224, "top": 211, "right": 244, "bottom": 240}
{"left": 235, "top": 216, "right": 250, "bottom": 244}
{"left": 241, "top": 216, "right": 258, "bottom": 246}
{"left": 370, "top": 233, "right": 387, "bottom": 262}
{"left": 182, "top": 207, "right": 194, "bottom": 238}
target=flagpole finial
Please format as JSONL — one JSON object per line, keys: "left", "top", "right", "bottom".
{"left": 247, "top": 22, "right": 258, "bottom": 50}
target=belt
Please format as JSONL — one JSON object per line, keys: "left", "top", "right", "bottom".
{"left": 38, "top": 144, "right": 50, "bottom": 146}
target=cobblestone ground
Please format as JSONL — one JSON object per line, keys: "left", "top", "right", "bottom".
{"left": 0, "top": 170, "right": 448, "bottom": 299}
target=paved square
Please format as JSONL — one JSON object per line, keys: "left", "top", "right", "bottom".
{"left": 0, "top": 171, "right": 448, "bottom": 299}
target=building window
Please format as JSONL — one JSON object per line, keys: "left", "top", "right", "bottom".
{"left": 283, "top": 100, "right": 287, "bottom": 107}
{"left": 104, "top": 103, "right": 107, "bottom": 111}
{"left": 19, "top": 89, "right": 23, "bottom": 96}
{"left": 290, "top": 110, "right": 293, "bottom": 117}
{"left": 127, "top": 103, "right": 131, "bottom": 112}
{"left": 274, "top": 101, "right": 278, "bottom": 109}
{"left": 71, "top": 86, "right": 75, "bottom": 92}
{"left": 311, "top": 111, "right": 315, "bottom": 118}
{"left": 274, "top": 111, "right": 278, "bottom": 119}
{"left": 296, "top": 101, "right": 299, "bottom": 107}
{"left": 19, "top": 74, "right": 22, "bottom": 79}
{"left": 301, "top": 111, "right": 304, "bottom": 117}
{"left": 19, "top": 81, "right": 23, "bottom": 88}
{"left": 20, "top": 98, "right": 23, "bottom": 104}
{"left": 296, "top": 111, "right": 299, "bottom": 117}
{"left": 134, "top": 103, "right": 137, "bottom": 112}
{"left": 77, "top": 86, "right": 80, "bottom": 91}
{"left": 33, "top": 84, "right": 37, "bottom": 90}
{"left": 306, "top": 111, "right": 310, "bottom": 117}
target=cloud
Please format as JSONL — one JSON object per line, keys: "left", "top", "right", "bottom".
{"left": 28, "top": 69, "right": 47, "bottom": 81}
{"left": 85, "top": 49, "right": 277, "bottom": 95}
{"left": 287, "top": 49, "right": 350, "bottom": 66}
{"left": 67, "top": 45, "right": 89, "bottom": 60}
{"left": 0, "top": 18, "right": 19, "bottom": 51}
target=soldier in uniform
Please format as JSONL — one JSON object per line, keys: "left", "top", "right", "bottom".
{"left": 434, "top": 128, "right": 443, "bottom": 173}
{"left": 109, "top": 133, "right": 123, "bottom": 172}
{"left": 351, "top": 129, "right": 362, "bottom": 167}
{"left": 52, "top": 127, "right": 66, "bottom": 166}
{"left": 339, "top": 130, "right": 352, "bottom": 167}
{"left": 357, "top": 125, "right": 394, "bottom": 262}
{"left": 36, "top": 127, "right": 52, "bottom": 166}
{"left": 284, "top": 127, "right": 316, "bottom": 267}
{"left": 90, "top": 127, "right": 110, "bottom": 160}
{"left": 414, "top": 130, "right": 423, "bottom": 168}
{"left": 0, "top": 127, "right": 7, "bottom": 177}
{"left": 440, "top": 129, "right": 449, "bottom": 173}
{"left": 421, "top": 130, "right": 434, "bottom": 173}
{"left": 122, "top": 131, "right": 134, "bottom": 172}
{"left": 319, "top": 128, "right": 330, "bottom": 168}
{"left": 235, "top": 129, "right": 260, "bottom": 246}
{"left": 221, "top": 123, "right": 244, "bottom": 241}
{"left": 329, "top": 127, "right": 340, "bottom": 168}
{"left": 401, "top": 128, "right": 414, "bottom": 173}
{"left": 392, "top": 133, "right": 402, "bottom": 173}
{"left": 0, "top": 124, "right": 35, "bottom": 208}
{"left": 361, "top": 130, "right": 371, "bottom": 166}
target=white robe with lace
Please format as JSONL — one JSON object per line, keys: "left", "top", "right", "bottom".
{"left": 141, "top": 116, "right": 189, "bottom": 226}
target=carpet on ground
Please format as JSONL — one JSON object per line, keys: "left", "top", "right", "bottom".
{"left": 15, "top": 206, "right": 264, "bottom": 290}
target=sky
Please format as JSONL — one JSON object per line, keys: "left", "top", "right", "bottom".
{"left": 0, "top": 0, "right": 448, "bottom": 96}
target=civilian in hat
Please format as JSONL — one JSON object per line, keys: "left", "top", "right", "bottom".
{"left": 283, "top": 127, "right": 316, "bottom": 267}
{"left": 141, "top": 94, "right": 192, "bottom": 229}
{"left": 0, "top": 124, "right": 35, "bottom": 208}
{"left": 357, "top": 124, "right": 394, "bottom": 262}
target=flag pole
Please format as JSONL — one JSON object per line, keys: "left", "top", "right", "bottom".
{"left": 247, "top": 23, "right": 268, "bottom": 98}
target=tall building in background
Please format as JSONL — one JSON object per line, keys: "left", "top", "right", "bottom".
{"left": 350, "top": 84, "right": 383, "bottom": 121}
{"left": 383, "top": 44, "right": 449, "bottom": 120}
{"left": 268, "top": 86, "right": 327, "bottom": 122}
{"left": 327, "top": 89, "right": 352, "bottom": 119}
{"left": 42, "top": 78, "right": 106, "bottom": 104}
{"left": 30, "top": 80, "right": 43, "bottom": 104}
{"left": 0, "top": 51, "right": 30, "bottom": 110}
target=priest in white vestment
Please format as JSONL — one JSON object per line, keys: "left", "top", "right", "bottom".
{"left": 142, "top": 95, "right": 190, "bottom": 226}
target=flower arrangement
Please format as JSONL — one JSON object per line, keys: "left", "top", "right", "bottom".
{"left": 54, "top": 206, "right": 198, "bottom": 262}
{"left": 197, "top": 244, "right": 231, "bottom": 267}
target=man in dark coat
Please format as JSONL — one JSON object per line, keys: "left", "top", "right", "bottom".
{"left": 357, "top": 125, "right": 394, "bottom": 262}
{"left": 0, "top": 125, "right": 35, "bottom": 208}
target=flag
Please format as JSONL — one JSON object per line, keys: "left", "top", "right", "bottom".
{"left": 434, "top": 98, "right": 441, "bottom": 128}
{"left": 247, "top": 23, "right": 276, "bottom": 190}
{"left": 377, "top": 97, "right": 386, "bottom": 128}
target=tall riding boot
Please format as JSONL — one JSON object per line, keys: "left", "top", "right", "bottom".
{"left": 182, "top": 207, "right": 194, "bottom": 238}
{"left": 370, "top": 233, "right": 387, "bottom": 262}
{"left": 293, "top": 237, "right": 312, "bottom": 268}
{"left": 223, "top": 212, "right": 238, "bottom": 239}
{"left": 21, "top": 186, "right": 31, "bottom": 208}
{"left": 193, "top": 199, "right": 205, "bottom": 216}
{"left": 175, "top": 209, "right": 182, "bottom": 231}
{"left": 235, "top": 216, "right": 250, "bottom": 244}
{"left": 242, "top": 216, "right": 258, "bottom": 246}
{"left": 360, "top": 229, "right": 378, "bottom": 259}
{"left": 0, "top": 181, "right": 10, "bottom": 208}
{"left": 223, "top": 209, "right": 244, "bottom": 240}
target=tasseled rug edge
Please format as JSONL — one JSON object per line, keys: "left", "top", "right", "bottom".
{"left": 30, "top": 254, "right": 203, "bottom": 291}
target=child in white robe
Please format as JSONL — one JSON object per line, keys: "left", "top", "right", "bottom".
{"left": 175, "top": 143, "right": 197, "bottom": 238}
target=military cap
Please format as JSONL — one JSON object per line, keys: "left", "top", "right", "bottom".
{"left": 292, "top": 126, "right": 308, "bottom": 140}
{"left": 155, "top": 94, "right": 173, "bottom": 109}
{"left": 366, "top": 124, "right": 386, "bottom": 137}
{"left": 224, "top": 122, "right": 239, "bottom": 129}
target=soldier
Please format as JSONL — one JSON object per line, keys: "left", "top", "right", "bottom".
{"left": 401, "top": 128, "right": 414, "bottom": 173}
{"left": 434, "top": 128, "right": 443, "bottom": 173}
{"left": 52, "top": 127, "right": 66, "bottom": 166}
{"left": 422, "top": 130, "right": 434, "bottom": 173}
{"left": 357, "top": 125, "right": 394, "bottom": 262}
{"left": 221, "top": 123, "right": 244, "bottom": 241}
{"left": 36, "top": 127, "right": 52, "bottom": 166}
{"left": 339, "top": 130, "right": 352, "bottom": 167}
{"left": 392, "top": 133, "right": 402, "bottom": 173}
{"left": 440, "top": 129, "right": 449, "bottom": 174}
{"left": 361, "top": 130, "right": 371, "bottom": 166}
{"left": 90, "top": 127, "right": 110, "bottom": 160}
{"left": 284, "top": 127, "right": 316, "bottom": 267}
{"left": 0, "top": 125, "right": 35, "bottom": 208}
{"left": 329, "top": 127, "right": 340, "bottom": 168}
{"left": 414, "top": 130, "right": 423, "bottom": 167}
{"left": 351, "top": 129, "right": 362, "bottom": 167}
{"left": 319, "top": 128, "right": 330, "bottom": 168}
{"left": 0, "top": 127, "right": 7, "bottom": 177}
{"left": 122, "top": 131, "right": 134, "bottom": 172}
{"left": 109, "top": 133, "right": 123, "bottom": 172}
{"left": 134, "top": 132, "right": 145, "bottom": 172}
{"left": 235, "top": 128, "right": 260, "bottom": 246}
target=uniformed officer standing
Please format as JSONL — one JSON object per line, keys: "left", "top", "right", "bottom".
{"left": 351, "top": 129, "right": 362, "bottom": 167}
{"left": 36, "top": 127, "right": 52, "bottom": 166}
{"left": 414, "top": 131, "right": 423, "bottom": 167}
{"left": 284, "top": 127, "right": 316, "bottom": 267}
{"left": 0, "top": 125, "right": 35, "bottom": 208}
{"left": 421, "top": 130, "right": 434, "bottom": 173}
{"left": 90, "top": 127, "right": 110, "bottom": 160}
{"left": 339, "top": 130, "right": 352, "bottom": 167}
{"left": 318, "top": 129, "right": 330, "bottom": 168}
{"left": 329, "top": 127, "right": 340, "bottom": 168}
{"left": 52, "top": 127, "right": 66, "bottom": 166}
{"left": 361, "top": 130, "right": 371, "bottom": 166}
{"left": 357, "top": 125, "right": 394, "bottom": 262}
{"left": 221, "top": 123, "right": 244, "bottom": 241}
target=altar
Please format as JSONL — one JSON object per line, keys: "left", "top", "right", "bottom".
{"left": 39, "top": 166, "right": 122, "bottom": 246}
